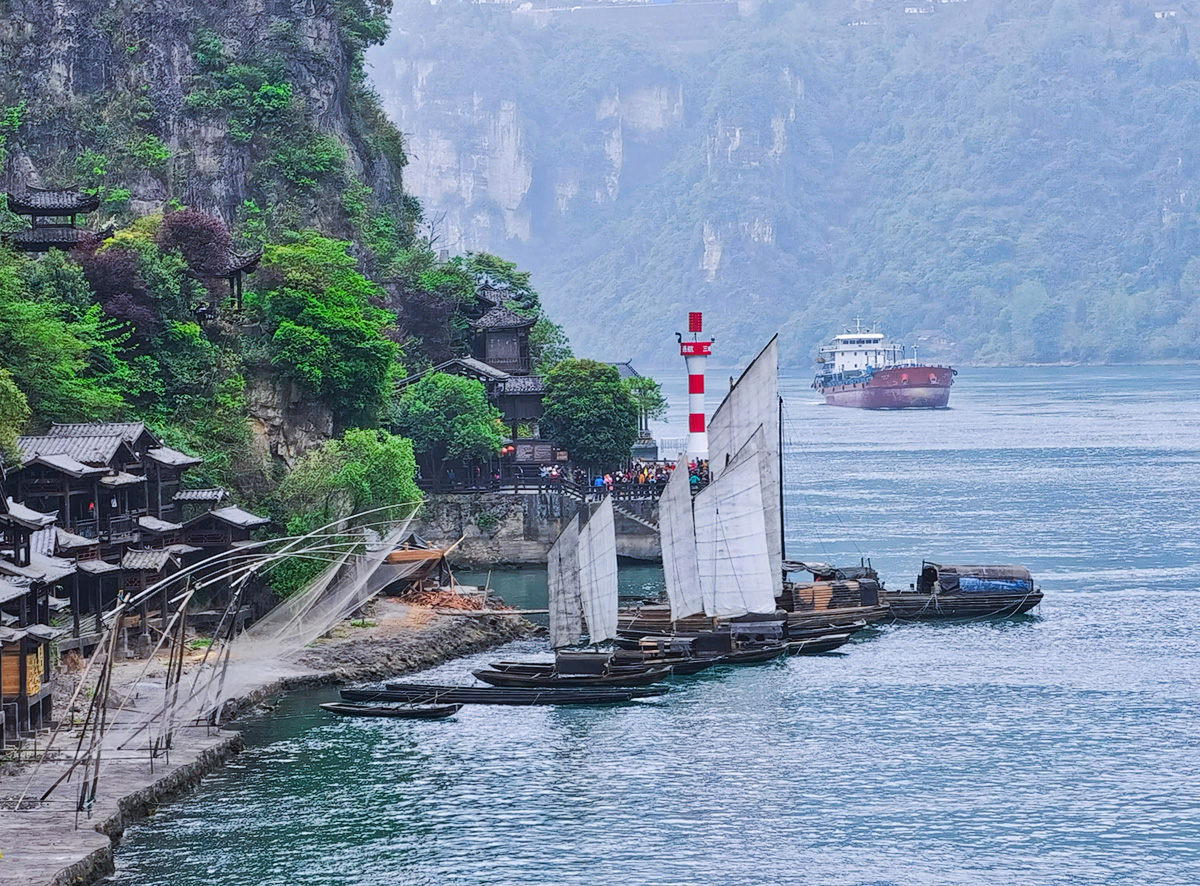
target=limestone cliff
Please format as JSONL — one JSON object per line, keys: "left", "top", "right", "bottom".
{"left": 0, "top": 0, "right": 411, "bottom": 239}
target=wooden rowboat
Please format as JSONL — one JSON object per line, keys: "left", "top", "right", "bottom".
{"left": 717, "top": 645, "right": 787, "bottom": 665}
{"left": 319, "top": 702, "right": 462, "bottom": 719}
{"left": 471, "top": 665, "right": 673, "bottom": 688}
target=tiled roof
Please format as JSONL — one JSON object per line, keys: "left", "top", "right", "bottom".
{"left": 26, "top": 623, "right": 65, "bottom": 641}
{"left": 174, "top": 488, "right": 229, "bottom": 503}
{"left": 29, "top": 553, "right": 76, "bottom": 582}
{"left": 0, "top": 624, "right": 30, "bottom": 642}
{"left": 502, "top": 375, "right": 546, "bottom": 395}
{"left": 19, "top": 433, "right": 129, "bottom": 467}
{"left": 0, "top": 579, "right": 29, "bottom": 606}
{"left": 446, "top": 356, "right": 511, "bottom": 380}
{"left": 2, "top": 498, "right": 58, "bottom": 530}
{"left": 99, "top": 470, "right": 145, "bottom": 487}
{"left": 6, "top": 188, "right": 100, "bottom": 213}
{"left": 4, "top": 227, "right": 92, "bottom": 245}
{"left": 138, "top": 515, "right": 182, "bottom": 533}
{"left": 49, "top": 422, "right": 154, "bottom": 446}
{"left": 121, "top": 549, "right": 175, "bottom": 572}
{"left": 55, "top": 527, "right": 99, "bottom": 551}
{"left": 468, "top": 305, "right": 536, "bottom": 331}
{"left": 475, "top": 283, "right": 508, "bottom": 306}
{"left": 609, "top": 360, "right": 642, "bottom": 379}
{"left": 22, "top": 453, "right": 107, "bottom": 478}
{"left": 200, "top": 506, "right": 269, "bottom": 529}
{"left": 166, "top": 543, "right": 203, "bottom": 555}
{"left": 145, "top": 446, "right": 202, "bottom": 467}
{"left": 191, "top": 248, "right": 263, "bottom": 278}
{"left": 77, "top": 558, "right": 120, "bottom": 575}
{"left": 30, "top": 527, "right": 55, "bottom": 558}
{"left": 0, "top": 559, "right": 43, "bottom": 580}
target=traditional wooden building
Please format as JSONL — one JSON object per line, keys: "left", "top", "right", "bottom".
{"left": 2, "top": 186, "right": 111, "bottom": 253}
{"left": 191, "top": 248, "right": 263, "bottom": 312}
{"left": 0, "top": 496, "right": 62, "bottom": 742}
{"left": 183, "top": 506, "right": 269, "bottom": 550}
{"left": 173, "top": 487, "right": 230, "bottom": 523}
{"left": 44, "top": 423, "right": 201, "bottom": 522}
{"left": 469, "top": 305, "right": 535, "bottom": 375}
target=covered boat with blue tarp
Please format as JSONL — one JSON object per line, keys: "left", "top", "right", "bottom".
{"left": 883, "top": 562, "right": 1043, "bottom": 619}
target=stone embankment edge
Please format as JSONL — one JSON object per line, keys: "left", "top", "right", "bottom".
{"left": 44, "top": 613, "right": 534, "bottom": 886}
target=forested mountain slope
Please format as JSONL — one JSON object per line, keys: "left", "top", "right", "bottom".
{"left": 371, "top": 0, "right": 1200, "bottom": 365}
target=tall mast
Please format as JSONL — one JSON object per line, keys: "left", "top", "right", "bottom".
{"left": 778, "top": 393, "right": 786, "bottom": 578}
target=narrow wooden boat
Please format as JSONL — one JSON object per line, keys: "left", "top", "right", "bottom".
{"left": 471, "top": 665, "right": 672, "bottom": 688}
{"left": 663, "top": 657, "right": 720, "bottom": 676}
{"left": 356, "top": 683, "right": 669, "bottom": 706}
{"left": 785, "top": 632, "right": 853, "bottom": 655}
{"left": 319, "top": 702, "right": 462, "bottom": 719}
{"left": 717, "top": 645, "right": 787, "bottom": 664}
{"left": 490, "top": 657, "right": 719, "bottom": 678}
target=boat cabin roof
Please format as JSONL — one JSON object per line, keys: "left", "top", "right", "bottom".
{"left": 922, "top": 563, "right": 1032, "bottom": 582}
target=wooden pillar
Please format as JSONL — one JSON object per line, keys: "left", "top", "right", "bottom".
{"left": 71, "top": 576, "right": 81, "bottom": 639}
{"left": 17, "top": 644, "right": 27, "bottom": 734}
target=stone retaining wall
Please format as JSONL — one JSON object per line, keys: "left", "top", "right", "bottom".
{"left": 413, "top": 490, "right": 660, "bottom": 564}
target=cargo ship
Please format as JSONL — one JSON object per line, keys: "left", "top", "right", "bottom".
{"left": 812, "top": 321, "right": 955, "bottom": 408}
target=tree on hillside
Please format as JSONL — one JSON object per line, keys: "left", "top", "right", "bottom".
{"left": 540, "top": 359, "right": 639, "bottom": 467}
{"left": 156, "top": 209, "right": 234, "bottom": 277}
{"left": 0, "top": 256, "right": 127, "bottom": 424}
{"left": 530, "top": 317, "right": 572, "bottom": 374}
{"left": 465, "top": 252, "right": 537, "bottom": 311}
{"left": 624, "top": 376, "right": 667, "bottom": 434}
{"left": 0, "top": 368, "right": 30, "bottom": 466}
{"left": 249, "top": 232, "right": 401, "bottom": 425}
{"left": 390, "top": 372, "right": 503, "bottom": 478}
{"left": 273, "top": 428, "right": 423, "bottom": 597}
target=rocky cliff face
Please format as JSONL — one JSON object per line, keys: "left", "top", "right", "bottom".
{"left": 0, "top": 0, "right": 407, "bottom": 236}
{"left": 0, "top": 0, "right": 410, "bottom": 462}
{"left": 366, "top": 1, "right": 803, "bottom": 364}
{"left": 377, "top": 45, "right": 686, "bottom": 256}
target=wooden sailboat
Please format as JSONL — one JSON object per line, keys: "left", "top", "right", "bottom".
{"left": 619, "top": 336, "right": 881, "bottom": 648}
{"left": 473, "top": 498, "right": 671, "bottom": 688}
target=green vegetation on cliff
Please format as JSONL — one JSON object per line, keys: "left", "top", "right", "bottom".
{"left": 540, "top": 359, "right": 639, "bottom": 468}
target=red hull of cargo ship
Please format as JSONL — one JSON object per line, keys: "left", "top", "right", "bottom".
{"left": 819, "top": 366, "right": 954, "bottom": 409}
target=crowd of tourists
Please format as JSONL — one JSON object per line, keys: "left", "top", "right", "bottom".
{"left": 560, "top": 459, "right": 710, "bottom": 499}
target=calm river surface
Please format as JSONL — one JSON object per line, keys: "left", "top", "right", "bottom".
{"left": 107, "top": 367, "right": 1200, "bottom": 886}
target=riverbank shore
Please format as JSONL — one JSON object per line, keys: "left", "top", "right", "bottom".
{"left": 0, "top": 598, "right": 533, "bottom": 886}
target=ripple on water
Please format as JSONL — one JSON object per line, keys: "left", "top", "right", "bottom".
{"left": 108, "top": 369, "right": 1200, "bottom": 886}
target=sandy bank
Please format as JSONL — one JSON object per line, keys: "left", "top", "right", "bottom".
{"left": 0, "top": 599, "right": 533, "bottom": 886}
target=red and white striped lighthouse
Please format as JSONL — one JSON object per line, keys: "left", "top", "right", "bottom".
{"left": 679, "top": 311, "right": 712, "bottom": 459}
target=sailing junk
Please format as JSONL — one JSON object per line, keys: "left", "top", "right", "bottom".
{"left": 549, "top": 497, "right": 618, "bottom": 648}
{"left": 473, "top": 498, "right": 671, "bottom": 688}
{"left": 620, "top": 336, "right": 887, "bottom": 644}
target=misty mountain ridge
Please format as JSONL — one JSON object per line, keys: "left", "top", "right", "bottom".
{"left": 370, "top": 0, "right": 1200, "bottom": 366}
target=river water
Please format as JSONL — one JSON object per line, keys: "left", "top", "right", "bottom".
{"left": 106, "top": 367, "right": 1200, "bottom": 886}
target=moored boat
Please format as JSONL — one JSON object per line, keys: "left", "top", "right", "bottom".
{"left": 812, "top": 320, "right": 955, "bottom": 409}
{"left": 319, "top": 702, "right": 462, "bottom": 719}
{"left": 472, "top": 665, "right": 674, "bottom": 688}
{"left": 356, "top": 684, "right": 668, "bottom": 705}
{"left": 883, "top": 562, "right": 1043, "bottom": 619}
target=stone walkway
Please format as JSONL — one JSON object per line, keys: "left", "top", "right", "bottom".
{"left": 0, "top": 599, "right": 531, "bottom": 886}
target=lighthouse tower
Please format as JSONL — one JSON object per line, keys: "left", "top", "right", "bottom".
{"left": 679, "top": 312, "right": 712, "bottom": 460}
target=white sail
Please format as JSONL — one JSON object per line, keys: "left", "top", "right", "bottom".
{"left": 706, "top": 336, "right": 782, "bottom": 595}
{"left": 659, "top": 453, "right": 705, "bottom": 620}
{"left": 693, "top": 431, "right": 778, "bottom": 618}
{"left": 548, "top": 513, "right": 583, "bottom": 649}
{"left": 577, "top": 497, "right": 619, "bottom": 644}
